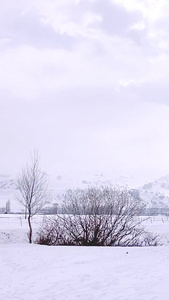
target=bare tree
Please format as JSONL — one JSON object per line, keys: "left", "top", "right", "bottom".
{"left": 16, "top": 152, "right": 49, "bottom": 243}
{"left": 36, "top": 186, "right": 159, "bottom": 246}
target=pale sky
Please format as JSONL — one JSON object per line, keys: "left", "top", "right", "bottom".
{"left": 1, "top": 0, "right": 169, "bottom": 187}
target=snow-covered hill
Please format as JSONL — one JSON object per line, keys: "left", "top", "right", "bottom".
{"left": 0, "top": 174, "right": 15, "bottom": 202}
{"left": 0, "top": 175, "right": 17, "bottom": 212}
{"left": 136, "top": 174, "right": 169, "bottom": 211}
{"left": 0, "top": 174, "right": 15, "bottom": 190}
{"left": 76, "top": 173, "right": 169, "bottom": 211}
{"left": 1, "top": 172, "right": 169, "bottom": 213}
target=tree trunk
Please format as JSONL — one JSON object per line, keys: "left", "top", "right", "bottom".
{"left": 28, "top": 215, "right": 32, "bottom": 243}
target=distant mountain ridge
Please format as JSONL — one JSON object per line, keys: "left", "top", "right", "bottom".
{"left": 1, "top": 173, "right": 169, "bottom": 213}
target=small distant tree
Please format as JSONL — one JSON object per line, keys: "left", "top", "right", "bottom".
{"left": 5, "top": 200, "right": 10, "bottom": 214}
{"left": 50, "top": 203, "right": 58, "bottom": 214}
{"left": 16, "top": 152, "right": 49, "bottom": 243}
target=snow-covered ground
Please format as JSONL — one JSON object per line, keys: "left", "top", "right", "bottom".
{"left": 0, "top": 214, "right": 42, "bottom": 243}
{"left": 1, "top": 243, "right": 169, "bottom": 300}
{"left": 1, "top": 214, "right": 169, "bottom": 300}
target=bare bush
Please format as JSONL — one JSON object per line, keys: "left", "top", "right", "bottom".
{"left": 36, "top": 186, "right": 159, "bottom": 247}
{"left": 36, "top": 216, "right": 73, "bottom": 246}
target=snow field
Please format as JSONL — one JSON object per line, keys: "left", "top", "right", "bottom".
{"left": 1, "top": 214, "right": 169, "bottom": 245}
{"left": 0, "top": 214, "right": 169, "bottom": 299}
{"left": 1, "top": 244, "right": 169, "bottom": 300}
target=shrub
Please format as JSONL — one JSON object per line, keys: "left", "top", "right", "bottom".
{"left": 36, "top": 186, "right": 160, "bottom": 247}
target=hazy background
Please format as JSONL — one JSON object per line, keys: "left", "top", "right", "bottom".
{"left": 1, "top": 0, "right": 169, "bottom": 188}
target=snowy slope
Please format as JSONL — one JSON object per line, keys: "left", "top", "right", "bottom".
{"left": 0, "top": 175, "right": 15, "bottom": 195}
{"left": 137, "top": 174, "right": 169, "bottom": 209}
{"left": 0, "top": 175, "right": 17, "bottom": 212}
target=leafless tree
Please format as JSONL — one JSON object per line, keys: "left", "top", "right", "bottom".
{"left": 36, "top": 186, "right": 159, "bottom": 246}
{"left": 5, "top": 200, "right": 10, "bottom": 214}
{"left": 16, "top": 152, "right": 49, "bottom": 243}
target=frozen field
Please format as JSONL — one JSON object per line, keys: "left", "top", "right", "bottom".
{"left": 0, "top": 214, "right": 169, "bottom": 300}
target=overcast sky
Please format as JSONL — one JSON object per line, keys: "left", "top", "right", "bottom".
{"left": 1, "top": 0, "right": 169, "bottom": 187}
